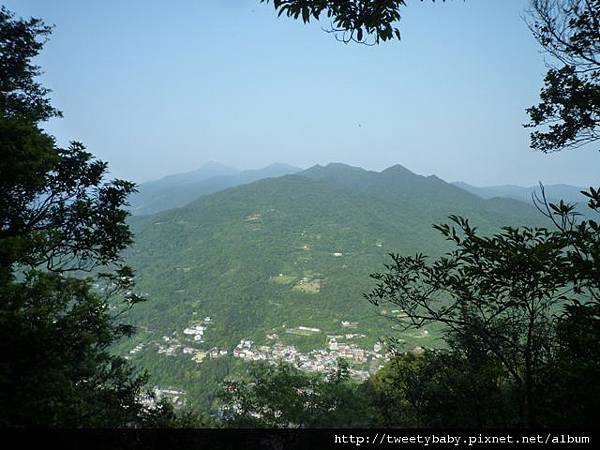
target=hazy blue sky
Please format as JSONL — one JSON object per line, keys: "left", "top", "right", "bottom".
{"left": 6, "top": 0, "right": 600, "bottom": 186}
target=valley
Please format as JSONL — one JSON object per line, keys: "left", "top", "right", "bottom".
{"left": 117, "top": 162, "right": 550, "bottom": 410}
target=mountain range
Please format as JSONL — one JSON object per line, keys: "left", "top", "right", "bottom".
{"left": 129, "top": 162, "right": 300, "bottom": 215}
{"left": 130, "top": 162, "right": 586, "bottom": 217}
{"left": 452, "top": 181, "right": 585, "bottom": 206}
{"left": 120, "top": 162, "right": 553, "bottom": 410}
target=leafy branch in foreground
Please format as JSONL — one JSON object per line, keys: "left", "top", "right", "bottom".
{"left": 525, "top": 0, "right": 600, "bottom": 152}
{"left": 365, "top": 187, "right": 600, "bottom": 426}
{"left": 259, "top": 0, "right": 450, "bottom": 44}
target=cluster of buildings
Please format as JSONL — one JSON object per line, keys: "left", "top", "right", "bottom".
{"left": 132, "top": 311, "right": 434, "bottom": 411}
{"left": 156, "top": 335, "right": 181, "bottom": 356}
{"left": 143, "top": 317, "right": 408, "bottom": 381}
{"left": 182, "top": 316, "right": 212, "bottom": 341}
{"left": 155, "top": 317, "right": 225, "bottom": 361}
{"left": 183, "top": 324, "right": 206, "bottom": 341}
{"left": 128, "top": 343, "right": 144, "bottom": 355}
{"left": 230, "top": 330, "right": 389, "bottom": 380}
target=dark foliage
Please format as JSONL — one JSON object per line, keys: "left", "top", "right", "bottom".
{"left": 365, "top": 186, "right": 600, "bottom": 427}
{"left": 0, "top": 121, "right": 136, "bottom": 275}
{"left": 219, "top": 360, "right": 372, "bottom": 427}
{"left": 365, "top": 349, "right": 516, "bottom": 427}
{"left": 0, "top": 7, "right": 171, "bottom": 427}
{"left": 0, "top": 272, "right": 148, "bottom": 427}
{"left": 0, "top": 6, "right": 60, "bottom": 122}
{"left": 259, "top": 0, "right": 448, "bottom": 44}
{"left": 525, "top": 0, "right": 600, "bottom": 152}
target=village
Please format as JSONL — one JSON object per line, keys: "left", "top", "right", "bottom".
{"left": 231, "top": 334, "right": 386, "bottom": 380}
{"left": 134, "top": 315, "right": 402, "bottom": 382}
{"left": 128, "top": 312, "right": 430, "bottom": 411}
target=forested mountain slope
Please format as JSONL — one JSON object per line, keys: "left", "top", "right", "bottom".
{"left": 121, "top": 163, "right": 548, "bottom": 409}
{"left": 130, "top": 163, "right": 300, "bottom": 215}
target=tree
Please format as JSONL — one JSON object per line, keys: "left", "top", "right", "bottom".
{"left": 536, "top": 302, "right": 600, "bottom": 426}
{"left": 219, "top": 360, "right": 371, "bottom": 427}
{"left": 523, "top": 1, "right": 600, "bottom": 424}
{"left": 0, "top": 7, "right": 60, "bottom": 122}
{"left": 525, "top": 0, "right": 600, "bottom": 152}
{"left": 259, "top": 0, "right": 448, "bottom": 44}
{"left": 0, "top": 6, "right": 163, "bottom": 426}
{"left": 363, "top": 177, "right": 600, "bottom": 428}
{"left": 365, "top": 217, "right": 573, "bottom": 426}
{"left": 365, "top": 349, "right": 515, "bottom": 427}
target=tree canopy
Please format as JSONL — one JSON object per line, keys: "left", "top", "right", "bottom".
{"left": 364, "top": 193, "right": 600, "bottom": 427}
{"left": 260, "top": 0, "right": 447, "bottom": 44}
{"left": 0, "top": 7, "right": 60, "bottom": 122}
{"left": 525, "top": 0, "right": 600, "bottom": 152}
{"left": 0, "top": 6, "right": 169, "bottom": 427}
{"left": 219, "top": 360, "right": 373, "bottom": 427}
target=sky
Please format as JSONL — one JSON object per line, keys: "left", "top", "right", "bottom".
{"left": 6, "top": 0, "right": 600, "bottom": 186}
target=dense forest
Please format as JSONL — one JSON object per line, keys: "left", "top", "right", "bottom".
{"left": 1, "top": 0, "right": 599, "bottom": 432}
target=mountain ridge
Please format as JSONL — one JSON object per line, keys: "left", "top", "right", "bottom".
{"left": 121, "top": 162, "right": 550, "bottom": 409}
{"left": 130, "top": 162, "right": 301, "bottom": 215}
{"left": 452, "top": 181, "right": 585, "bottom": 205}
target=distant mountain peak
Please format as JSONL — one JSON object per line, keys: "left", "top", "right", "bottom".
{"left": 146, "top": 161, "right": 238, "bottom": 184}
{"left": 305, "top": 162, "right": 366, "bottom": 172}
{"left": 326, "top": 162, "right": 356, "bottom": 168}
{"left": 130, "top": 162, "right": 300, "bottom": 215}
{"left": 380, "top": 164, "right": 415, "bottom": 176}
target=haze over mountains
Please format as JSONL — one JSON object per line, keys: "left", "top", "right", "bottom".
{"left": 122, "top": 162, "right": 554, "bottom": 409}
{"left": 130, "top": 162, "right": 301, "bottom": 215}
{"left": 130, "top": 161, "right": 585, "bottom": 217}
{"left": 452, "top": 181, "right": 585, "bottom": 206}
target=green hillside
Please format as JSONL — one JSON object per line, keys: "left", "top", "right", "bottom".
{"left": 119, "top": 164, "right": 548, "bottom": 410}
{"left": 130, "top": 163, "right": 300, "bottom": 215}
